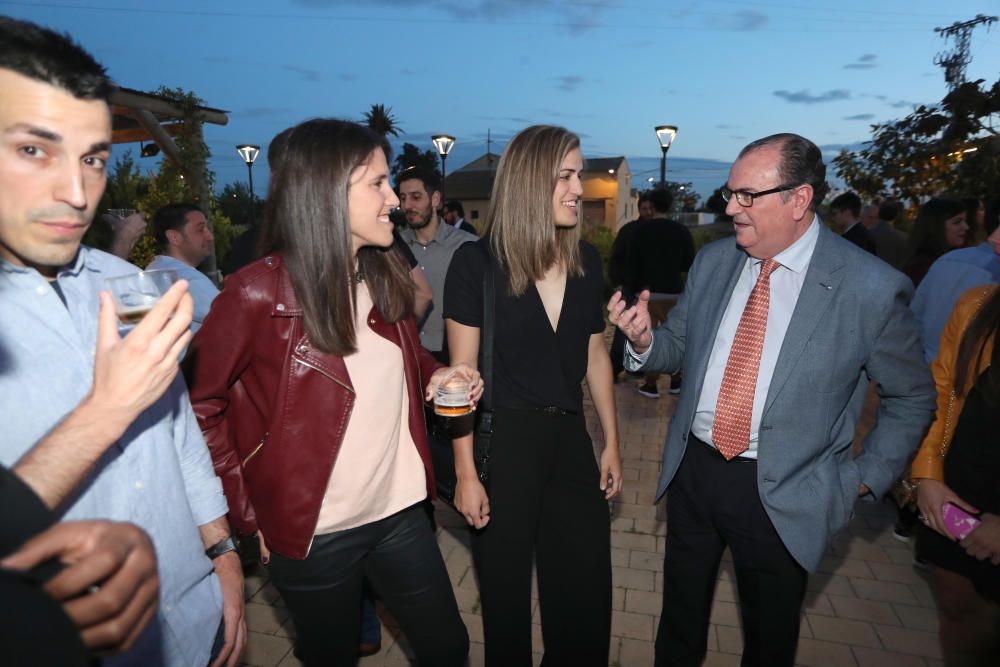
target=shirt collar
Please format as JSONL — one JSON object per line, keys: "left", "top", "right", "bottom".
{"left": 0, "top": 245, "right": 92, "bottom": 277}
{"left": 756, "top": 215, "right": 820, "bottom": 275}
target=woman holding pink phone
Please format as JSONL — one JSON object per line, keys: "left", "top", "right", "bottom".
{"left": 912, "top": 277, "right": 999, "bottom": 666}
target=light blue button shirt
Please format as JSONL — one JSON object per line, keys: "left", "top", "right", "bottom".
{"left": 0, "top": 246, "right": 228, "bottom": 667}
{"left": 146, "top": 255, "right": 220, "bottom": 335}
{"left": 911, "top": 242, "right": 1000, "bottom": 363}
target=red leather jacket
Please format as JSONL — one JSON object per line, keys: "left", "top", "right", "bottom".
{"left": 186, "top": 254, "right": 442, "bottom": 559}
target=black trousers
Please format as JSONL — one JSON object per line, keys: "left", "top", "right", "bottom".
{"left": 266, "top": 504, "right": 468, "bottom": 667}
{"left": 472, "top": 408, "right": 612, "bottom": 667}
{"left": 655, "top": 436, "right": 808, "bottom": 667}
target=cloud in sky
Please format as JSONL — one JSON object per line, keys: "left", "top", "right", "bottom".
{"left": 281, "top": 64, "right": 321, "bottom": 82}
{"left": 773, "top": 89, "right": 851, "bottom": 104}
{"left": 844, "top": 113, "right": 875, "bottom": 121}
{"left": 716, "top": 10, "right": 767, "bottom": 31}
{"left": 553, "top": 75, "right": 584, "bottom": 92}
{"left": 293, "top": 0, "right": 618, "bottom": 33}
{"left": 844, "top": 54, "right": 878, "bottom": 69}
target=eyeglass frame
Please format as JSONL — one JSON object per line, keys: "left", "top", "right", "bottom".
{"left": 720, "top": 183, "right": 802, "bottom": 207}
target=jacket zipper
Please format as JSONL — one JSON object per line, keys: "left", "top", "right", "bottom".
{"left": 241, "top": 433, "right": 268, "bottom": 467}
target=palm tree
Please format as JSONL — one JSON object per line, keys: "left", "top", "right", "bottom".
{"left": 364, "top": 103, "right": 401, "bottom": 137}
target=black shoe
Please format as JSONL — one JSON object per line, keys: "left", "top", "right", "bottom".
{"left": 637, "top": 383, "right": 660, "bottom": 399}
{"left": 669, "top": 374, "right": 682, "bottom": 395}
{"left": 893, "top": 521, "right": 911, "bottom": 543}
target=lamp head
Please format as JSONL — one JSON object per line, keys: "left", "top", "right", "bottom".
{"left": 236, "top": 144, "right": 261, "bottom": 165}
{"left": 655, "top": 125, "right": 678, "bottom": 151}
{"left": 431, "top": 134, "right": 456, "bottom": 158}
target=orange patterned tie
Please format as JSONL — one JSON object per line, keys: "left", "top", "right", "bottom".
{"left": 712, "top": 258, "right": 781, "bottom": 459}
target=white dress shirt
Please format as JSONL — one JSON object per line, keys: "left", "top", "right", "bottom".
{"left": 631, "top": 218, "right": 821, "bottom": 458}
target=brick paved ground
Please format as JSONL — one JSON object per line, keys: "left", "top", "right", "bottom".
{"left": 239, "top": 372, "right": 944, "bottom": 667}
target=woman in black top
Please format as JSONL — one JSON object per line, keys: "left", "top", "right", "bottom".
{"left": 444, "top": 125, "right": 622, "bottom": 666}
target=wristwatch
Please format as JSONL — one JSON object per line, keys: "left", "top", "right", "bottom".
{"left": 205, "top": 536, "right": 239, "bottom": 560}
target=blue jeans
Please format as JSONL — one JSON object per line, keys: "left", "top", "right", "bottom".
{"left": 267, "top": 503, "right": 468, "bottom": 667}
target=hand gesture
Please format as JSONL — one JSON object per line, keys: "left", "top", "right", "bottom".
{"left": 607, "top": 289, "right": 653, "bottom": 352}
{"left": 600, "top": 446, "right": 623, "bottom": 500}
{"left": 87, "top": 280, "right": 194, "bottom": 439}
{"left": 1, "top": 521, "right": 159, "bottom": 654}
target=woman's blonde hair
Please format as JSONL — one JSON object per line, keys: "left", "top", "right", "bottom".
{"left": 485, "top": 125, "right": 583, "bottom": 296}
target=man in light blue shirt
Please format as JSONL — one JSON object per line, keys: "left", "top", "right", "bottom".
{"left": 147, "top": 203, "right": 220, "bottom": 335}
{"left": 911, "top": 206, "right": 1000, "bottom": 362}
{"left": 0, "top": 18, "right": 244, "bottom": 666}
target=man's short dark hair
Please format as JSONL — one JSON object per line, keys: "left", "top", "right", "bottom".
{"left": 739, "top": 133, "right": 829, "bottom": 212}
{"left": 396, "top": 166, "right": 440, "bottom": 194}
{"left": 444, "top": 200, "right": 464, "bottom": 217}
{"left": 0, "top": 17, "right": 113, "bottom": 102}
{"left": 829, "top": 192, "right": 861, "bottom": 217}
{"left": 648, "top": 187, "right": 673, "bottom": 214}
{"left": 878, "top": 199, "right": 900, "bottom": 222}
{"left": 153, "top": 203, "right": 203, "bottom": 252}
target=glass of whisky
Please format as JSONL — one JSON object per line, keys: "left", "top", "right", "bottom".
{"left": 106, "top": 269, "right": 178, "bottom": 329}
{"left": 434, "top": 373, "right": 473, "bottom": 417}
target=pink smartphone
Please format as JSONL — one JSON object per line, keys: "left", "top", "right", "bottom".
{"left": 941, "top": 501, "right": 982, "bottom": 540}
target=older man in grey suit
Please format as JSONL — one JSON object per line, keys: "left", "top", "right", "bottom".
{"left": 609, "top": 133, "right": 935, "bottom": 667}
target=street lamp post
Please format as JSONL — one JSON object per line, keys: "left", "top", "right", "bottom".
{"left": 654, "top": 125, "right": 678, "bottom": 189}
{"left": 431, "top": 134, "right": 456, "bottom": 202}
{"left": 236, "top": 144, "right": 260, "bottom": 227}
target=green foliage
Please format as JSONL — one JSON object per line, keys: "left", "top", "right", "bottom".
{"left": 364, "top": 103, "right": 400, "bottom": 137}
{"left": 690, "top": 226, "right": 733, "bottom": 253}
{"left": 582, "top": 223, "right": 615, "bottom": 290}
{"left": 639, "top": 181, "right": 701, "bottom": 214}
{"left": 391, "top": 142, "right": 441, "bottom": 184}
{"left": 833, "top": 76, "right": 1000, "bottom": 205}
{"left": 218, "top": 181, "right": 261, "bottom": 228}
{"left": 703, "top": 187, "right": 731, "bottom": 221}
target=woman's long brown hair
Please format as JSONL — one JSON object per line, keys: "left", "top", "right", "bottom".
{"left": 259, "top": 118, "right": 413, "bottom": 355}
{"left": 485, "top": 125, "right": 584, "bottom": 296}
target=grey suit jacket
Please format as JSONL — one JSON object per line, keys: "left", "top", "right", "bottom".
{"left": 636, "top": 224, "right": 935, "bottom": 571}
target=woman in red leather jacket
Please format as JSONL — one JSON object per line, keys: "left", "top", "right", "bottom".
{"left": 187, "top": 119, "right": 480, "bottom": 666}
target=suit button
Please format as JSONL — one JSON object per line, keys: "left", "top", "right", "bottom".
{"left": 264, "top": 257, "right": 273, "bottom": 265}
{"left": 276, "top": 303, "right": 286, "bottom": 311}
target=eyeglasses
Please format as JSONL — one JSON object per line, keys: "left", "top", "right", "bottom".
{"left": 721, "top": 184, "right": 801, "bottom": 207}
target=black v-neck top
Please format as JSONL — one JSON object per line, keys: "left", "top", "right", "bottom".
{"left": 444, "top": 237, "right": 606, "bottom": 411}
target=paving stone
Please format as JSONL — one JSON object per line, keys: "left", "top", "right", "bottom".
{"left": 628, "top": 549, "right": 662, "bottom": 572}
{"left": 624, "top": 589, "right": 662, "bottom": 616}
{"left": 828, "top": 594, "right": 901, "bottom": 625}
{"left": 869, "top": 560, "right": 932, "bottom": 587}
{"left": 242, "top": 633, "right": 294, "bottom": 667}
{"left": 612, "top": 565, "right": 656, "bottom": 591}
{"left": 851, "top": 645, "right": 928, "bottom": 667}
{"left": 850, "top": 578, "right": 920, "bottom": 605}
{"left": 893, "top": 603, "right": 939, "bottom": 632}
{"left": 709, "top": 600, "right": 742, "bottom": 627}
{"left": 874, "top": 624, "right": 942, "bottom": 658}
{"left": 715, "top": 624, "right": 743, "bottom": 654}
{"left": 817, "top": 555, "right": 875, "bottom": 579}
{"left": 245, "top": 601, "right": 290, "bottom": 634}
{"left": 618, "top": 637, "right": 654, "bottom": 665}
{"left": 703, "top": 650, "right": 742, "bottom": 666}
{"left": 803, "top": 592, "right": 835, "bottom": 617}
{"left": 808, "top": 572, "right": 856, "bottom": 597}
{"left": 610, "top": 530, "right": 658, "bottom": 551}
{"left": 805, "top": 614, "right": 881, "bottom": 648}
{"left": 794, "top": 637, "right": 859, "bottom": 667}
{"left": 611, "top": 610, "right": 654, "bottom": 641}
{"left": 713, "top": 576, "right": 738, "bottom": 603}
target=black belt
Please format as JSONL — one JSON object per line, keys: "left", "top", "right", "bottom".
{"left": 508, "top": 406, "right": 579, "bottom": 416}
{"left": 691, "top": 433, "right": 756, "bottom": 463}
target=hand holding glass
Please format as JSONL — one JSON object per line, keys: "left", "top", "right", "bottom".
{"left": 105, "top": 270, "right": 178, "bottom": 328}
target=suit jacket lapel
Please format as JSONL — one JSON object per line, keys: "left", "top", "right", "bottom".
{"left": 763, "top": 225, "right": 845, "bottom": 415}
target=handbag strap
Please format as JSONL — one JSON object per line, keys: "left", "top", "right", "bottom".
{"left": 479, "top": 245, "right": 495, "bottom": 413}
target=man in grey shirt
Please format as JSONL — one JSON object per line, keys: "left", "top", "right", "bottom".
{"left": 867, "top": 200, "right": 907, "bottom": 269}
{"left": 397, "top": 167, "right": 476, "bottom": 362}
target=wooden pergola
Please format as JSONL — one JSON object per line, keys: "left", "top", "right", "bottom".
{"left": 108, "top": 87, "right": 230, "bottom": 275}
